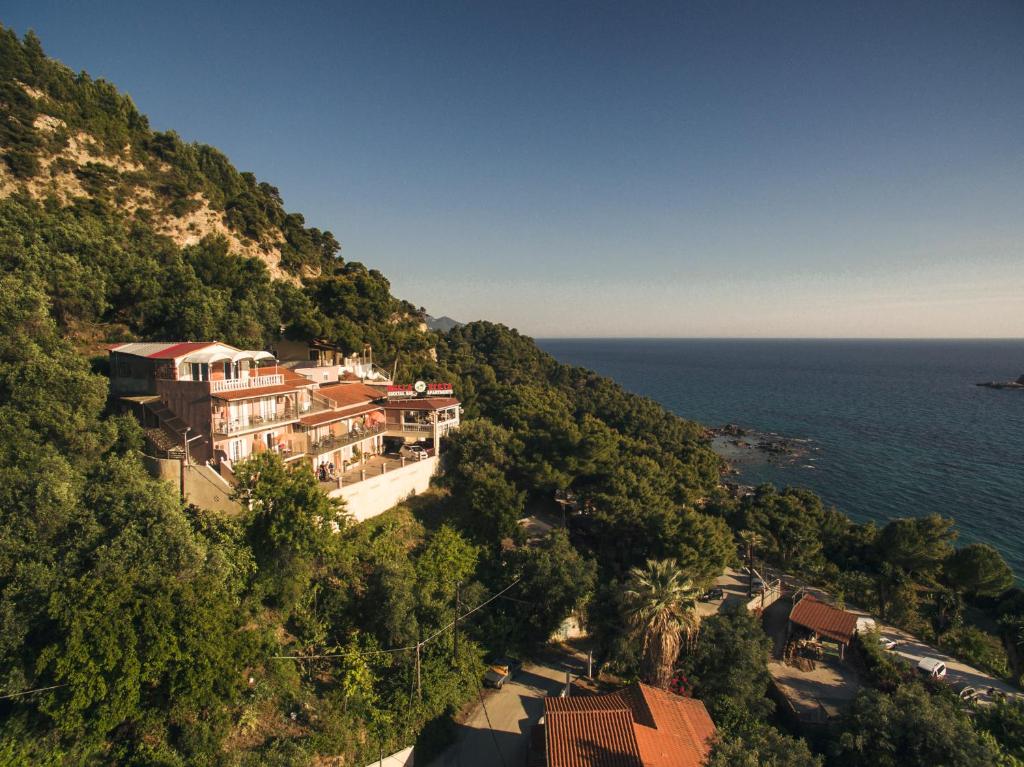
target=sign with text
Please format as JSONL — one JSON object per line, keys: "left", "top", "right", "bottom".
{"left": 425, "top": 383, "right": 454, "bottom": 396}
{"left": 385, "top": 383, "right": 454, "bottom": 399}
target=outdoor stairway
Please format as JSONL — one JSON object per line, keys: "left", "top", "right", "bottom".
{"left": 145, "top": 425, "right": 185, "bottom": 458}
{"left": 143, "top": 400, "right": 206, "bottom": 459}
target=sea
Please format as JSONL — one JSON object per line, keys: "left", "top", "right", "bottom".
{"left": 537, "top": 339, "right": 1024, "bottom": 579}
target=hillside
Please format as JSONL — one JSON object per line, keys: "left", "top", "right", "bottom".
{"left": 4, "top": 25, "right": 1024, "bottom": 767}
{"left": 1, "top": 29, "right": 334, "bottom": 280}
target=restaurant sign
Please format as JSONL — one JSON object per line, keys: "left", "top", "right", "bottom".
{"left": 386, "top": 381, "right": 454, "bottom": 399}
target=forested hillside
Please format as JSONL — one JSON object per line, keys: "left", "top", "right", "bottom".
{"left": 3, "top": 26, "right": 1023, "bottom": 767}
{"left": 0, "top": 27, "right": 731, "bottom": 765}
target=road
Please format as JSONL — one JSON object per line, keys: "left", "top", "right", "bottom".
{"left": 879, "top": 625, "right": 1022, "bottom": 703}
{"left": 427, "top": 652, "right": 582, "bottom": 767}
{"left": 761, "top": 568, "right": 1023, "bottom": 705}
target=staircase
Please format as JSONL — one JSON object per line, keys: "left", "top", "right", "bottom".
{"left": 142, "top": 400, "right": 207, "bottom": 459}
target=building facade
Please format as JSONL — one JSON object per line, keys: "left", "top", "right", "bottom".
{"left": 109, "top": 340, "right": 461, "bottom": 520}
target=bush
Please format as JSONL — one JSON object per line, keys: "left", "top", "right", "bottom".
{"left": 938, "top": 626, "right": 1010, "bottom": 679}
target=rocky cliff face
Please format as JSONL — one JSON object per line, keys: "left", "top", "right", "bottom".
{"left": 0, "top": 82, "right": 297, "bottom": 281}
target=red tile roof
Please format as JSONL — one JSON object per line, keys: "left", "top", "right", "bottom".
{"left": 318, "top": 383, "right": 385, "bottom": 408}
{"left": 789, "top": 595, "right": 859, "bottom": 645}
{"left": 544, "top": 684, "right": 715, "bottom": 767}
{"left": 545, "top": 710, "right": 643, "bottom": 767}
{"left": 298, "top": 404, "right": 382, "bottom": 427}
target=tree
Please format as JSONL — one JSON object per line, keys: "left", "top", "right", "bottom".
{"left": 876, "top": 515, "right": 956, "bottom": 580}
{"left": 943, "top": 543, "right": 1014, "bottom": 599}
{"left": 508, "top": 529, "right": 596, "bottom": 647}
{"left": 234, "top": 452, "right": 346, "bottom": 608}
{"left": 622, "top": 559, "right": 699, "bottom": 689}
{"left": 707, "top": 722, "right": 822, "bottom": 767}
{"left": 673, "top": 511, "right": 734, "bottom": 590}
{"left": 681, "top": 610, "right": 774, "bottom": 730}
{"left": 977, "top": 697, "right": 1024, "bottom": 763}
{"left": 831, "top": 684, "right": 1004, "bottom": 767}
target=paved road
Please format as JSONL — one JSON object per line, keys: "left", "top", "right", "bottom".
{"left": 427, "top": 653, "right": 581, "bottom": 767}
{"left": 878, "top": 625, "right": 1022, "bottom": 703}
{"left": 764, "top": 569, "right": 1023, "bottom": 704}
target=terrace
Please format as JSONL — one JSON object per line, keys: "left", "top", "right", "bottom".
{"left": 304, "top": 423, "right": 385, "bottom": 457}
{"left": 317, "top": 449, "right": 435, "bottom": 492}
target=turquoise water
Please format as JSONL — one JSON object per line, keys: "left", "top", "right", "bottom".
{"left": 538, "top": 339, "right": 1024, "bottom": 578}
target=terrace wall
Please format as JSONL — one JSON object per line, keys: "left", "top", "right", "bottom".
{"left": 332, "top": 456, "right": 438, "bottom": 522}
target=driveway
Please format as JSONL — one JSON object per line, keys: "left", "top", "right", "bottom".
{"left": 427, "top": 651, "right": 583, "bottom": 767}
{"left": 697, "top": 567, "right": 752, "bottom": 618}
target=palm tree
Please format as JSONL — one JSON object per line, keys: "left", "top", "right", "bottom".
{"left": 622, "top": 558, "right": 700, "bottom": 689}
{"left": 738, "top": 529, "right": 765, "bottom": 597}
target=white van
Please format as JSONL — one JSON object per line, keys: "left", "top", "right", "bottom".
{"left": 917, "top": 657, "right": 947, "bottom": 679}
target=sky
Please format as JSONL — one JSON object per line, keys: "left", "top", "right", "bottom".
{"left": 4, "top": 1, "right": 1023, "bottom": 338}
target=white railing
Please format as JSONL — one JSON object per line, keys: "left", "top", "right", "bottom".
{"left": 211, "top": 374, "right": 283, "bottom": 393}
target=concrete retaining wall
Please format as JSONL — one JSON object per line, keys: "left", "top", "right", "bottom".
{"left": 143, "top": 456, "right": 243, "bottom": 515}
{"left": 332, "top": 456, "right": 438, "bottom": 522}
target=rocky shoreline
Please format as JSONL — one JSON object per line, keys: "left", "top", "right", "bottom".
{"left": 707, "top": 424, "right": 817, "bottom": 494}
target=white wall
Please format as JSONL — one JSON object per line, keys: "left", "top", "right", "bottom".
{"left": 363, "top": 746, "right": 413, "bottom": 767}
{"left": 332, "top": 457, "right": 438, "bottom": 522}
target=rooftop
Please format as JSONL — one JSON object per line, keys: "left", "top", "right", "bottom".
{"left": 543, "top": 684, "right": 715, "bottom": 767}
{"left": 789, "top": 594, "right": 859, "bottom": 645}
{"left": 318, "top": 383, "right": 386, "bottom": 408}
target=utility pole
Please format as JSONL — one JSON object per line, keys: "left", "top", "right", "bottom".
{"left": 453, "top": 581, "right": 461, "bottom": 667}
{"left": 415, "top": 627, "right": 422, "bottom": 701}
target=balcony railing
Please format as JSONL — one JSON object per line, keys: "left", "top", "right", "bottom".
{"left": 214, "top": 408, "right": 302, "bottom": 435}
{"left": 211, "top": 373, "right": 283, "bottom": 393}
{"left": 305, "top": 424, "right": 384, "bottom": 456}
{"left": 394, "top": 422, "right": 434, "bottom": 433}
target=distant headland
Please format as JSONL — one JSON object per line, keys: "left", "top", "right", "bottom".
{"left": 977, "top": 374, "right": 1024, "bottom": 390}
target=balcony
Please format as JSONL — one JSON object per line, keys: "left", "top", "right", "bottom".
{"left": 211, "top": 373, "right": 283, "bottom": 393}
{"left": 214, "top": 409, "right": 302, "bottom": 436}
{"left": 304, "top": 424, "right": 384, "bottom": 457}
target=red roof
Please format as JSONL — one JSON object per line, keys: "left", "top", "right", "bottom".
{"left": 384, "top": 397, "right": 460, "bottom": 411}
{"left": 318, "top": 383, "right": 384, "bottom": 408}
{"left": 544, "top": 684, "right": 715, "bottom": 767}
{"left": 148, "top": 341, "right": 216, "bottom": 359}
{"left": 299, "top": 404, "right": 382, "bottom": 427}
{"left": 788, "top": 595, "right": 859, "bottom": 645}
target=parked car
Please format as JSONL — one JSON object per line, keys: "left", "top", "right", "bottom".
{"left": 701, "top": 588, "right": 725, "bottom": 602}
{"left": 879, "top": 637, "right": 899, "bottom": 651}
{"left": 400, "top": 444, "right": 429, "bottom": 460}
{"left": 483, "top": 657, "right": 522, "bottom": 689}
{"left": 954, "top": 683, "right": 981, "bottom": 702}
{"left": 917, "top": 657, "right": 947, "bottom": 679}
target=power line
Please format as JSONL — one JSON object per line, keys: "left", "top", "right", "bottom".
{"left": 0, "top": 683, "right": 67, "bottom": 701}
{"left": 270, "top": 578, "right": 522, "bottom": 662}
{"left": 477, "top": 686, "right": 509, "bottom": 767}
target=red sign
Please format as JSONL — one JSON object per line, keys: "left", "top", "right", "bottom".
{"left": 385, "top": 382, "right": 454, "bottom": 399}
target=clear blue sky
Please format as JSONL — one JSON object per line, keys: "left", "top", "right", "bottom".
{"left": 5, "top": 1, "right": 1023, "bottom": 337}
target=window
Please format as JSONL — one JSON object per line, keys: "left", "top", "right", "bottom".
{"left": 190, "top": 362, "right": 208, "bottom": 381}
{"left": 230, "top": 440, "right": 241, "bottom": 462}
